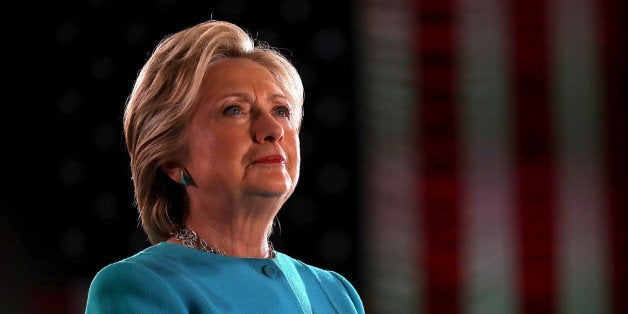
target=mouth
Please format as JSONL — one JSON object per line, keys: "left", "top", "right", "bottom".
{"left": 252, "top": 154, "right": 286, "bottom": 164}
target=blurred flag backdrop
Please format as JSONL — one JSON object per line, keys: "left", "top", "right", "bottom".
{"left": 2, "top": 1, "right": 625, "bottom": 313}
{"left": 357, "top": 0, "right": 626, "bottom": 313}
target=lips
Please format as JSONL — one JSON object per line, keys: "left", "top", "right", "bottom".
{"left": 253, "top": 154, "right": 286, "bottom": 164}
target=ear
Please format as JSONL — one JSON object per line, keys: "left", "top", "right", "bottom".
{"left": 161, "top": 161, "right": 183, "bottom": 184}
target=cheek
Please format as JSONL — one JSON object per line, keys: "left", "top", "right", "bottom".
{"left": 187, "top": 129, "right": 226, "bottom": 165}
{"left": 188, "top": 135, "right": 244, "bottom": 181}
{"left": 285, "top": 130, "right": 300, "bottom": 154}
{"left": 288, "top": 136, "right": 301, "bottom": 186}
{"left": 286, "top": 132, "right": 301, "bottom": 169}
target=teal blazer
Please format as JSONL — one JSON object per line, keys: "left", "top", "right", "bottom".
{"left": 86, "top": 242, "right": 364, "bottom": 313}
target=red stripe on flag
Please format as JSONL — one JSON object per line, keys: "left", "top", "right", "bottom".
{"left": 511, "top": 0, "right": 557, "bottom": 313}
{"left": 416, "top": 1, "right": 462, "bottom": 313}
{"left": 600, "top": 0, "right": 628, "bottom": 313}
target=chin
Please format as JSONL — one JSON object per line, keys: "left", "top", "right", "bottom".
{"left": 247, "top": 182, "right": 293, "bottom": 198}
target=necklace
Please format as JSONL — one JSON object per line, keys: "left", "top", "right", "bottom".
{"left": 172, "top": 225, "right": 276, "bottom": 259}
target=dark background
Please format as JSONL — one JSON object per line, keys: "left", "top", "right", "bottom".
{"left": 2, "top": 1, "right": 361, "bottom": 312}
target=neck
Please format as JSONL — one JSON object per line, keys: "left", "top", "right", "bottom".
{"left": 179, "top": 193, "right": 284, "bottom": 258}
{"left": 171, "top": 225, "right": 275, "bottom": 258}
{"left": 178, "top": 214, "right": 276, "bottom": 258}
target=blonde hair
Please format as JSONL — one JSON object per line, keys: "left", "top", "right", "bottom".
{"left": 123, "top": 20, "right": 304, "bottom": 244}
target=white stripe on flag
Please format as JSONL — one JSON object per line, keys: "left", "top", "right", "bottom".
{"left": 457, "top": 0, "right": 518, "bottom": 313}
{"left": 551, "top": 0, "right": 611, "bottom": 312}
{"left": 357, "top": 0, "right": 421, "bottom": 312}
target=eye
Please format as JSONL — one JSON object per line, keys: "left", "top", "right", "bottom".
{"left": 222, "top": 104, "right": 242, "bottom": 116}
{"left": 273, "top": 105, "right": 291, "bottom": 118}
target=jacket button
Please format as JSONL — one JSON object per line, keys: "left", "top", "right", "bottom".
{"left": 262, "top": 264, "right": 277, "bottom": 278}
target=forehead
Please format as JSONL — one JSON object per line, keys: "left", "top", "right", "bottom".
{"left": 199, "top": 58, "right": 283, "bottom": 95}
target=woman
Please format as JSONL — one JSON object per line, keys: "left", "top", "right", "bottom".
{"left": 85, "top": 20, "right": 364, "bottom": 313}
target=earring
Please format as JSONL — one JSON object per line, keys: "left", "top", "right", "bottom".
{"left": 181, "top": 170, "right": 192, "bottom": 186}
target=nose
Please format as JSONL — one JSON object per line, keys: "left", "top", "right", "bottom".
{"left": 252, "top": 112, "right": 284, "bottom": 143}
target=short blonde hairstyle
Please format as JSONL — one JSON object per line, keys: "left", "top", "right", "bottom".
{"left": 123, "top": 20, "right": 304, "bottom": 244}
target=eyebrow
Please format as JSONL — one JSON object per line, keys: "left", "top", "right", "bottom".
{"left": 222, "top": 92, "right": 291, "bottom": 104}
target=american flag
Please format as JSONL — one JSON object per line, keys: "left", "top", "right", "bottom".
{"left": 357, "top": 0, "right": 626, "bottom": 313}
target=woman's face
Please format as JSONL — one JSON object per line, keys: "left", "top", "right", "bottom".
{"left": 182, "top": 57, "right": 301, "bottom": 205}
